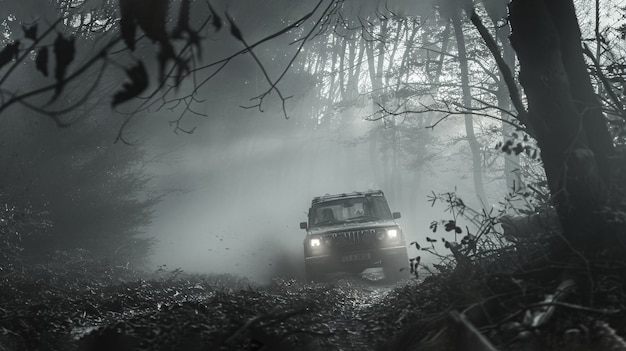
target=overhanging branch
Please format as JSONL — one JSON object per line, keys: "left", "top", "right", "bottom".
{"left": 469, "top": 9, "right": 533, "bottom": 137}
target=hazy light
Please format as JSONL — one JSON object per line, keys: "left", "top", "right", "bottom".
{"left": 387, "top": 229, "right": 398, "bottom": 238}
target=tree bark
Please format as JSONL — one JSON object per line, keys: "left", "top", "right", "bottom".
{"left": 543, "top": 0, "right": 614, "bottom": 180}
{"left": 509, "top": 0, "right": 611, "bottom": 254}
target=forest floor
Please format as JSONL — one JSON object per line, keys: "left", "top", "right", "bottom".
{"left": 0, "top": 266, "right": 430, "bottom": 351}
{"left": 3, "top": 257, "right": 626, "bottom": 351}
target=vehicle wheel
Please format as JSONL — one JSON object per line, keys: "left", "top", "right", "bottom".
{"left": 383, "top": 254, "right": 410, "bottom": 282}
{"left": 305, "top": 265, "right": 325, "bottom": 282}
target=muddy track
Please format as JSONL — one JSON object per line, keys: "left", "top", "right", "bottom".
{"left": 1, "top": 273, "right": 422, "bottom": 351}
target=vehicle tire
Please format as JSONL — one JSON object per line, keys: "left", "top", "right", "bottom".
{"left": 383, "top": 254, "right": 410, "bottom": 283}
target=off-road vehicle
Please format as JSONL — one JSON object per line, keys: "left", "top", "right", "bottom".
{"left": 299, "top": 190, "right": 409, "bottom": 282}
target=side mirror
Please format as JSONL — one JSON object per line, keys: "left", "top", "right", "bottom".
{"left": 392, "top": 212, "right": 401, "bottom": 219}
{"left": 299, "top": 222, "right": 308, "bottom": 229}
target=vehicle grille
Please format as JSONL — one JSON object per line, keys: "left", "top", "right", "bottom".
{"left": 326, "top": 229, "right": 378, "bottom": 248}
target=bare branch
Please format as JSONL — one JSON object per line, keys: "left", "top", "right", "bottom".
{"left": 14, "top": 59, "right": 109, "bottom": 126}
{"left": 582, "top": 43, "right": 626, "bottom": 119}
{"left": 468, "top": 9, "right": 532, "bottom": 134}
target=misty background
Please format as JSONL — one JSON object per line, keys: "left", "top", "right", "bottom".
{"left": 137, "top": 67, "right": 506, "bottom": 282}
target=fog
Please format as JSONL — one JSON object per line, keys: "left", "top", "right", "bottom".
{"left": 142, "top": 112, "right": 395, "bottom": 282}
{"left": 138, "top": 79, "right": 504, "bottom": 283}
{"left": 109, "top": 2, "right": 506, "bottom": 283}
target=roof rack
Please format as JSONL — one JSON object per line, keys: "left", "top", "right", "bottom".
{"left": 311, "top": 190, "right": 384, "bottom": 205}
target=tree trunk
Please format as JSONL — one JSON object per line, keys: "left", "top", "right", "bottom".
{"left": 452, "top": 13, "right": 488, "bottom": 207}
{"left": 492, "top": 18, "right": 523, "bottom": 194}
{"left": 509, "top": 0, "right": 612, "bottom": 255}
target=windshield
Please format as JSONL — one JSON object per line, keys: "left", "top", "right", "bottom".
{"left": 309, "top": 195, "right": 393, "bottom": 228}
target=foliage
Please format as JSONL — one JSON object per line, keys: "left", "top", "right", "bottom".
{"left": 414, "top": 190, "right": 555, "bottom": 281}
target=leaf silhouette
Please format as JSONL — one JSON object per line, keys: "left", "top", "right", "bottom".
{"left": 119, "top": 0, "right": 136, "bottom": 50}
{"left": 112, "top": 62, "right": 148, "bottom": 107}
{"left": 134, "top": 0, "right": 169, "bottom": 44}
{"left": 444, "top": 220, "right": 456, "bottom": 232}
{"left": 172, "top": 0, "right": 190, "bottom": 38}
{"left": 52, "top": 34, "right": 75, "bottom": 100}
{"left": 0, "top": 41, "right": 20, "bottom": 70}
{"left": 207, "top": 1, "right": 222, "bottom": 31}
{"left": 429, "top": 221, "right": 437, "bottom": 233}
{"left": 35, "top": 47, "right": 48, "bottom": 76}
{"left": 22, "top": 24, "right": 38, "bottom": 41}
{"left": 227, "top": 16, "right": 243, "bottom": 41}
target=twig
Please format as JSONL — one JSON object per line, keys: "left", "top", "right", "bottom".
{"left": 582, "top": 43, "right": 625, "bottom": 119}
{"left": 468, "top": 9, "right": 533, "bottom": 137}
{"left": 527, "top": 301, "right": 620, "bottom": 315}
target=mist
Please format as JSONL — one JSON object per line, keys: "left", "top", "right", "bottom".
{"left": 138, "top": 73, "right": 504, "bottom": 283}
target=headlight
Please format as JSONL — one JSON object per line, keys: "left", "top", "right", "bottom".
{"left": 310, "top": 238, "right": 321, "bottom": 247}
{"left": 387, "top": 229, "right": 398, "bottom": 239}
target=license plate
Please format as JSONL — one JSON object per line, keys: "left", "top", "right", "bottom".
{"left": 341, "top": 253, "right": 371, "bottom": 262}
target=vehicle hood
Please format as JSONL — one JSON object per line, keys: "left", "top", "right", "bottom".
{"left": 307, "top": 220, "right": 398, "bottom": 234}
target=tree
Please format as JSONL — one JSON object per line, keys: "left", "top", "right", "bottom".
{"left": 506, "top": 0, "right": 617, "bottom": 258}
{"left": 457, "top": 0, "right": 626, "bottom": 299}
{"left": 448, "top": 9, "right": 488, "bottom": 207}
{"left": 0, "top": 106, "right": 159, "bottom": 266}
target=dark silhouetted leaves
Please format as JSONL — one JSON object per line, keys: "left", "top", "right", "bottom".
{"left": 208, "top": 1, "right": 222, "bottom": 31}
{"left": 119, "top": 0, "right": 168, "bottom": 49}
{"left": 228, "top": 16, "right": 243, "bottom": 41}
{"left": 444, "top": 220, "right": 456, "bottom": 232}
{"left": 112, "top": 62, "right": 148, "bottom": 106}
{"left": 157, "top": 43, "right": 184, "bottom": 84}
{"left": 136, "top": 0, "right": 169, "bottom": 44}
{"left": 0, "top": 41, "right": 20, "bottom": 70}
{"left": 429, "top": 221, "right": 437, "bottom": 232}
{"left": 22, "top": 24, "right": 38, "bottom": 41}
{"left": 172, "top": 0, "right": 201, "bottom": 53}
{"left": 52, "top": 34, "right": 75, "bottom": 100}
{"left": 119, "top": 0, "right": 136, "bottom": 50}
{"left": 35, "top": 47, "right": 49, "bottom": 76}
{"left": 118, "top": 0, "right": 186, "bottom": 84}
{"left": 172, "top": 0, "right": 190, "bottom": 38}
{"left": 409, "top": 241, "right": 421, "bottom": 250}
